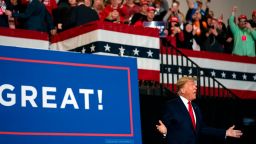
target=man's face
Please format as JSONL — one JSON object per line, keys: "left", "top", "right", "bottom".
{"left": 141, "top": 4, "right": 148, "bottom": 13}
{"left": 94, "top": 0, "right": 102, "bottom": 6}
{"left": 238, "top": 19, "right": 247, "bottom": 29}
{"left": 192, "top": 10, "right": 201, "bottom": 21}
{"left": 211, "top": 19, "right": 218, "bottom": 28}
{"left": 147, "top": 10, "right": 155, "bottom": 20}
{"left": 172, "top": 2, "right": 179, "bottom": 12}
{"left": 84, "top": 0, "right": 91, "bottom": 7}
{"left": 185, "top": 23, "right": 193, "bottom": 33}
{"left": 111, "top": 10, "right": 119, "bottom": 19}
{"left": 68, "top": 0, "right": 77, "bottom": 6}
{"left": 181, "top": 80, "right": 197, "bottom": 101}
{"left": 197, "top": 1, "right": 202, "bottom": 9}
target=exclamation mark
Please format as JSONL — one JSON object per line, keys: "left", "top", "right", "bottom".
{"left": 98, "top": 90, "right": 103, "bottom": 110}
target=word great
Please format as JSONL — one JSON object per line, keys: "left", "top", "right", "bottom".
{"left": 0, "top": 84, "right": 103, "bottom": 110}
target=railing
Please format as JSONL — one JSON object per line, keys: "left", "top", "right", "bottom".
{"left": 160, "top": 42, "right": 239, "bottom": 99}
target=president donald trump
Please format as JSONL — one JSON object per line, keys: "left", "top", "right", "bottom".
{"left": 156, "top": 76, "right": 243, "bottom": 144}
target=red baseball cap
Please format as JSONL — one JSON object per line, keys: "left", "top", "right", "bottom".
{"left": 169, "top": 16, "right": 179, "bottom": 23}
{"left": 238, "top": 14, "right": 247, "bottom": 21}
{"left": 252, "top": 10, "right": 256, "bottom": 16}
{"left": 147, "top": 6, "right": 156, "bottom": 12}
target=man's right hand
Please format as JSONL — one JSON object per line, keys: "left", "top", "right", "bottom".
{"left": 232, "top": 6, "right": 237, "bottom": 13}
{"left": 4, "top": 10, "right": 12, "bottom": 16}
{"left": 156, "top": 120, "right": 167, "bottom": 135}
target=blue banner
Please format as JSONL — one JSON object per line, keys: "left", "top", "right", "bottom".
{"left": 0, "top": 46, "right": 142, "bottom": 144}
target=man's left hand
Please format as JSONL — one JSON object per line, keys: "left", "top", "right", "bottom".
{"left": 226, "top": 125, "right": 243, "bottom": 138}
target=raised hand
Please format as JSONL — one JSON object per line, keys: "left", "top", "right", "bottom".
{"left": 232, "top": 6, "right": 237, "bottom": 13}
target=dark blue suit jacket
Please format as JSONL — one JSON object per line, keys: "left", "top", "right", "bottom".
{"left": 162, "top": 97, "right": 226, "bottom": 144}
{"left": 12, "top": 0, "right": 54, "bottom": 32}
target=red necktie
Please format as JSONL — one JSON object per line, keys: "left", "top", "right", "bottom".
{"left": 188, "top": 101, "right": 196, "bottom": 129}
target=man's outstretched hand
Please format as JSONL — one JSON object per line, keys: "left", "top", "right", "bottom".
{"left": 226, "top": 125, "right": 243, "bottom": 138}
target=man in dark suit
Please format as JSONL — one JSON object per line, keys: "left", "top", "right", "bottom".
{"left": 156, "top": 76, "right": 243, "bottom": 144}
{"left": 67, "top": 0, "right": 99, "bottom": 28}
{"left": 5, "top": 0, "right": 56, "bottom": 35}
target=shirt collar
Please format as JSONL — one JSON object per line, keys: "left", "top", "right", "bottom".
{"left": 179, "top": 95, "right": 189, "bottom": 109}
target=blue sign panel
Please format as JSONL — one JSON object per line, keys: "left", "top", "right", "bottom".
{"left": 0, "top": 46, "right": 142, "bottom": 144}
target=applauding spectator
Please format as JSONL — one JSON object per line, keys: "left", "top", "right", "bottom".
{"left": 203, "top": 17, "right": 225, "bottom": 53}
{"left": 229, "top": 6, "right": 256, "bottom": 57}
{"left": 166, "top": 16, "right": 184, "bottom": 48}
{"left": 248, "top": 10, "right": 256, "bottom": 29}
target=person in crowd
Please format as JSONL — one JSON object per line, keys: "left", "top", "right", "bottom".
{"left": 54, "top": 0, "right": 76, "bottom": 32}
{"left": 190, "top": 9, "right": 208, "bottom": 51}
{"left": 121, "top": 0, "right": 140, "bottom": 24}
{"left": 165, "top": 16, "right": 184, "bottom": 48}
{"left": 229, "top": 6, "right": 256, "bottom": 57}
{"left": 203, "top": 17, "right": 226, "bottom": 53}
{"left": 207, "top": 9, "right": 214, "bottom": 18}
{"left": 101, "top": 0, "right": 124, "bottom": 21}
{"left": 1, "top": 0, "right": 12, "bottom": 28}
{"left": 43, "top": 0, "right": 57, "bottom": 16}
{"left": 84, "top": 0, "right": 91, "bottom": 7}
{"left": 145, "top": 6, "right": 156, "bottom": 22}
{"left": 248, "top": 10, "right": 256, "bottom": 52}
{"left": 4, "top": 0, "right": 56, "bottom": 35}
{"left": 183, "top": 21, "right": 203, "bottom": 50}
{"left": 153, "top": 0, "right": 165, "bottom": 21}
{"left": 186, "top": 0, "right": 207, "bottom": 22}
{"left": 183, "top": 22, "right": 195, "bottom": 50}
{"left": 104, "top": 8, "right": 123, "bottom": 23}
{"left": 248, "top": 10, "right": 256, "bottom": 29}
{"left": 92, "top": 0, "right": 105, "bottom": 20}
{"left": 116, "top": 0, "right": 123, "bottom": 6}
{"left": 162, "top": 0, "right": 185, "bottom": 24}
{"left": 203, "top": 0, "right": 212, "bottom": 20}
{"left": 216, "top": 19, "right": 232, "bottom": 53}
{"left": 0, "top": 0, "right": 9, "bottom": 27}
{"left": 0, "top": 0, "right": 27, "bottom": 28}
{"left": 132, "top": 6, "right": 155, "bottom": 27}
{"left": 129, "top": 1, "right": 148, "bottom": 25}
{"left": 68, "top": 0, "right": 99, "bottom": 27}
{"left": 156, "top": 76, "right": 243, "bottom": 144}
{"left": 223, "top": 18, "right": 234, "bottom": 54}
{"left": 52, "top": 0, "right": 68, "bottom": 30}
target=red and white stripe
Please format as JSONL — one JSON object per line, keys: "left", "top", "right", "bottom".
{"left": 50, "top": 21, "right": 160, "bottom": 81}
{"left": 0, "top": 27, "right": 49, "bottom": 50}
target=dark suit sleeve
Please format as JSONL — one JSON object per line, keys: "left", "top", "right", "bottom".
{"left": 45, "top": 8, "right": 55, "bottom": 30}
{"left": 201, "top": 126, "right": 226, "bottom": 139}
{"left": 90, "top": 9, "right": 99, "bottom": 21}
{"left": 195, "top": 105, "right": 226, "bottom": 139}
{"left": 61, "top": 8, "right": 76, "bottom": 30}
{"left": 12, "top": 0, "right": 37, "bottom": 19}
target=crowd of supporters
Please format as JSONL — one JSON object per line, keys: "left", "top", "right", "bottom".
{"left": 0, "top": 0, "right": 256, "bottom": 57}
